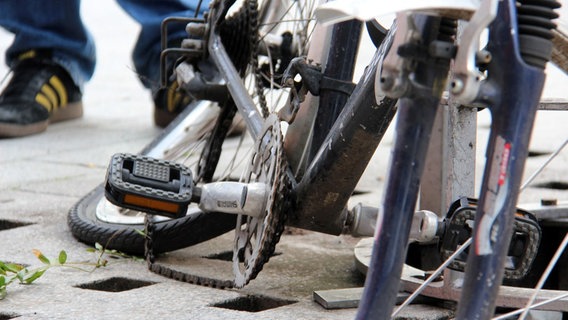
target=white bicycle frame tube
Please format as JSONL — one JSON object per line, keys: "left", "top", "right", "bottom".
{"left": 315, "top": 0, "right": 481, "bottom": 25}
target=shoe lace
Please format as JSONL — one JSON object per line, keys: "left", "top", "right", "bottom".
{"left": 0, "top": 70, "right": 12, "bottom": 89}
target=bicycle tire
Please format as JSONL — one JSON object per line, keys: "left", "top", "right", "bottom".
{"left": 68, "top": 184, "right": 236, "bottom": 255}
{"left": 68, "top": 0, "right": 321, "bottom": 255}
{"left": 68, "top": 1, "right": 266, "bottom": 255}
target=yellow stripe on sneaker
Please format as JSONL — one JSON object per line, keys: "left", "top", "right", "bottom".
{"left": 49, "top": 75, "right": 68, "bottom": 107}
{"left": 34, "top": 75, "right": 69, "bottom": 113}
{"left": 167, "top": 82, "right": 178, "bottom": 113}
{"left": 172, "top": 92, "right": 182, "bottom": 111}
{"left": 40, "top": 82, "right": 58, "bottom": 110}
{"left": 35, "top": 93, "right": 53, "bottom": 112}
{"left": 17, "top": 50, "right": 37, "bottom": 61}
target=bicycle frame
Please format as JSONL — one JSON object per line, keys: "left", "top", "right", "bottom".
{"left": 355, "top": 13, "right": 453, "bottom": 319}
{"left": 291, "top": 25, "right": 397, "bottom": 235}
{"left": 457, "top": 0, "right": 547, "bottom": 317}
{"left": 68, "top": 1, "right": 566, "bottom": 310}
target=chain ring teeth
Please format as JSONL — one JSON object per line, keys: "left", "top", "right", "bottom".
{"left": 233, "top": 113, "right": 286, "bottom": 288}
{"left": 145, "top": 0, "right": 293, "bottom": 290}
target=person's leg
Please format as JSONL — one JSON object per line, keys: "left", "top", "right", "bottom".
{"left": 0, "top": 0, "right": 95, "bottom": 137}
{"left": 117, "top": 0, "right": 208, "bottom": 127}
{"left": 117, "top": 0, "right": 205, "bottom": 90}
{"left": 0, "top": 0, "right": 96, "bottom": 88}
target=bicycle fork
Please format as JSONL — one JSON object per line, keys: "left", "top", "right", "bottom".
{"left": 456, "top": 0, "right": 559, "bottom": 318}
{"left": 356, "top": 14, "right": 455, "bottom": 319}
{"left": 357, "top": 0, "right": 560, "bottom": 318}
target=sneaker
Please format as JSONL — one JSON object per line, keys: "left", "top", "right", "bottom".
{"left": 0, "top": 51, "right": 83, "bottom": 138}
{"left": 152, "top": 79, "right": 192, "bottom": 128}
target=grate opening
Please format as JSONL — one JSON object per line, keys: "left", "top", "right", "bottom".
{"left": 0, "top": 313, "right": 20, "bottom": 320}
{"left": 534, "top": 181, "right": 568, "bottom": 190}
{"left": 528, "top": 150, "right": 551, "bottom": 157}
{"left": 0, "top": 220, "right": 33, "bottom": 231}
{"left": 75, "top": 277, "right": 156, "bottom": 292}
{"left": 352, "top": 189, "right": 371, "bottom": 196}
{"left": 204, "top": 250, "right": 281, "bottom": 262}
{"left": 211, "top": 294, "right": 297, "bottom": 312}
{"left": 204, "top": 251, "right": 234, "bottom": 261}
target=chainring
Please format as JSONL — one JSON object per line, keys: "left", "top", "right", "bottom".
{"left": 232, "top": 113, "right": 290, "bottom": 288}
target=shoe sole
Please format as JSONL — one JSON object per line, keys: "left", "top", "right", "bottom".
{"left": 0, "top": 102, "right": 83, "bottom": 138}
{"left": 50, "top": 101, "right": 83, "bottom": 123}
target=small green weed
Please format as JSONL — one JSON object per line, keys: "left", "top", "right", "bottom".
{"left": 0, "top": 243, "right": 142, "bottom": 300}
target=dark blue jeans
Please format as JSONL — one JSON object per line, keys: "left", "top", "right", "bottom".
{"left": 0, "top": 0, "right": 207, "bottom": 91}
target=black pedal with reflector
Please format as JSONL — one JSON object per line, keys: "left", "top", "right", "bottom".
{"left": 104, "top": 153, "right": 194, "bottom": 218}
{"left": 440, "top": 197, "right": 541, "bottom": 284}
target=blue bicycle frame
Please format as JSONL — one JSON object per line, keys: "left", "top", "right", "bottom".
{"left": 457, "top": 0, "right": 547, "bottom": 317}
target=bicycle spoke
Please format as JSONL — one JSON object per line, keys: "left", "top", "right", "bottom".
{"left": 493, "top": 292, "right": 568, "bottom": 320}
{"left": 520, "top": 138, "right": 568, "bottom": 191}
{"left": 517, "top": 232, "right": 568, "bottom": 320}
{"left": 393, "top": 237, "right": 472, "bottom": 317}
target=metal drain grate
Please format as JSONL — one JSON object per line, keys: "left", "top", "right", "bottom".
{"left": 528, "top": 150, "right": 552, "bottom": 157}
{"left": 75, "top": 277, "right": 156, "bottom": 292}
{"left": 0, "top": 220, "right": 33, "bottom": 231}
{"left": 534, "top": 181, "right": 568, "bottom": 190}
{"left": 211, "top": 295, "right": 298, "bottom": 312}
{"left": 211, "top": 295, "right": 297, "bottom": 312}
{"left": 0, "top": 313, "right": 20, "bottom": 320}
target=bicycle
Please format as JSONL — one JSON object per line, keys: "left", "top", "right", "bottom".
{"left": 67, "top": 0, "right": 568, "bottom": 317}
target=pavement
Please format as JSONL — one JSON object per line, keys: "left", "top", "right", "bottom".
{"left": 0, "top": 1, "right": 567, "bottom": 319}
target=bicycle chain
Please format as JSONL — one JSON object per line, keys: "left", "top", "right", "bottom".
{"left": 143, "top": 0, "right": 288, "bottom": 288}
{"left": 143, "top": 151, "right": 291, "bottom": 290}
{"left": 144, "top": 214, "right": 235, "bottom": 289}
{"left": 195, "top": 101, "right": 237, "bottom": 182}
{"left": 233, "top": 114, "right": 290, "bottom": 287}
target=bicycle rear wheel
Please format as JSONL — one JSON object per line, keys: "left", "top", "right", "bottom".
{"left": 68, "top": 0, "right": 321, "bottom": 255}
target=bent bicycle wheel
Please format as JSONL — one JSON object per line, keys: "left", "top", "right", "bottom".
{"left": 68, "top": 184, "right": 236, "bottom": 256}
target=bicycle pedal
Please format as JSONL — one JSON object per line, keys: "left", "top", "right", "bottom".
{"left": 104, "top": 153, "right": 194, "bottom": 218}
{"left": 440, "top": 197, "right": 541, "bottom": 282}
